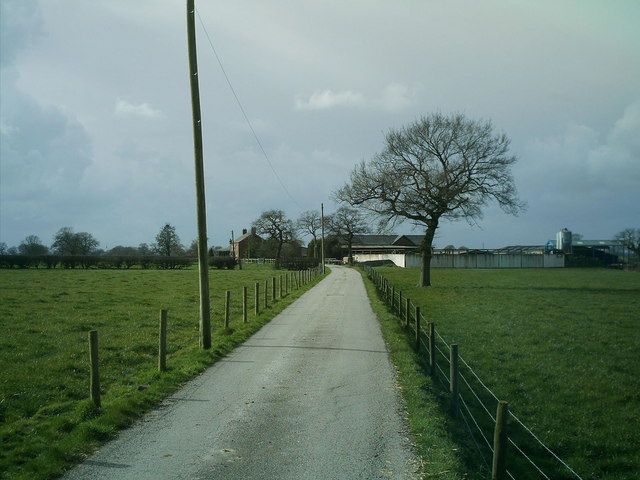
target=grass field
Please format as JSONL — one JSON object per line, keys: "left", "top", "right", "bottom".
{"left": 0, "top": 265, "right": 324, "bottom": 480}
{"left": 367, "top": 266, "right": 640, "bottom": 479}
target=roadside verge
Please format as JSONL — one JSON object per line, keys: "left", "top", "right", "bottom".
{"left": 357, "top": 267, "right": 475, "bottom": 480}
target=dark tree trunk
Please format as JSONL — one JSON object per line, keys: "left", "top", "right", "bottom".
{"left": 347, "top": 234, "right": 354, "bottom": 265}
{"left": 419, "top": 223, "right": 437, "bottom": 287}
{"left": 276, "top": 232, "right": 284, "bottom": 260}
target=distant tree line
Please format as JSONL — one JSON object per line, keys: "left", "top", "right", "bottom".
{"left": 0, "top": 224, "right": 199, "bottom": 270}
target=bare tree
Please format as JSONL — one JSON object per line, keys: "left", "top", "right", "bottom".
{"left": 335, "top": 113, "right": 525, "bottom": 286}
{"left": 296, "top": 210, "right": 322, "bottom": 258}
{"left": 252, "top": 210, "right": 295, "bottom": 260}
{"left": 614, "top": 228, "right": 640, "bottom": 257}
{"left": 327, "top": 207, "right": 371, "bottom": 265}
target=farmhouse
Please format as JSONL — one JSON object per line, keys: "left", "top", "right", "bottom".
{"left": 231, "top": 228, "right": 263, "bottom": 259}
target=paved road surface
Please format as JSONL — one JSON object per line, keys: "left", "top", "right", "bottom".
{"left": 63, "top": 266, "right": 420, "bottom": 479}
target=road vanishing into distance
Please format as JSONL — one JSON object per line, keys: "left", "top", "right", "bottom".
{"left": 63, "top": 266, "right": 420, "bottom": 480}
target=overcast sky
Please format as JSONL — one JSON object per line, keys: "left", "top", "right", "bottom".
{"left": 1, "top": 0, "right": 639, "bottom": 251}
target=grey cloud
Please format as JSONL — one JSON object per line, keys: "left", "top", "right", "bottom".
{"left": 294, "top": 84, "right": 414, "bottom": 112}
{"left": 0, "top": 0, "right": 43, "bottom": 67}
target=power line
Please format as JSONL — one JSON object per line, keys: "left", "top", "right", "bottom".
{"left": 195, "top": 9, "right": 301, "bottom": 209}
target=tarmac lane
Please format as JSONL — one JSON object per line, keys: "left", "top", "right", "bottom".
{"left": 62, "top": 266, "right": 420, "bottom": 480}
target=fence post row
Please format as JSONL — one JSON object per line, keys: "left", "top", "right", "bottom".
{"left": 89, "top": 330, "right": 100, "bottom": 408}
{"left": 159, "top": 309, "right": 167, "bottom": 372}
{"left": 367, "top": 268, "right": 527, "bottom": 479}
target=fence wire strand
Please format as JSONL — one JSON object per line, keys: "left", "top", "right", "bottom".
{"left": 459, "top": 371, "right": 497, "bottom": 422}
{"left": 434, "top": 343, "right": 450, "bottom": 363}
{"left": 435, "top": 363, "right": 449, "bottom": 385}
{"left": 435, "top": 329, "right": 450, "bottom": 349}
{"left": 508, "top": 438, "right": 552, "bottom": 480}
{"left": 510, "top": 413, "right": 585, "bottom": 480}
{"left": 460, "top": 395, "right": 494, "bottom": 452}
{"left": 459, "top": 355, "right": 501, "bottom": 404}
{"left": 459, "top": 400, "right": 492, "bottom": 470}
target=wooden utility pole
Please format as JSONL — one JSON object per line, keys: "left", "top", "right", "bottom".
{"left": 186, "top": 0, "right": 211, "bottom": 349}
{"left": 321, "top": 203, "right": 326, "bottom": 274}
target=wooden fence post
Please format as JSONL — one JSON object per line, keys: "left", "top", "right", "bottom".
{"left": 429, "top": 322, "right": 436, "bottom": 376}
{"left": 224, "top": 290, "right": 231, "bottom": 328}
{"left": 159, "top": 309, "right": 167, "bottom": 372}
{"left": 242, "top": 286, "right": 248, "bottom": 323}
{"left": 391, "top": 286, "right": 395, "bottom": 312}
{"left": 405, "top": 297, "right": 410, "bottom": 329}
{"left": 415, "top": 306, "right": 421, "bottom": 350}
{"left": 272, "top": 277, "right": 277, "bottom": 301}
{"left": 450, "top": 344, "right": 459, "bottom": 417}
{"left": 89, "top": 330, "right": 100, "bottom": 408}
{"left": 255, "top": 282, "right": 260, "bottom": 315}
{"left": 492, "top": 401, "right": 510, "bottom": 480}
{"left": 398, "top": 291, "right": 402, "bottom": 317}
{"left": 265, "top": 279, "right": 269, "bottom": 308}
{"left": 286, "top": 273, "right": 289, "bottom": 295}
{"left": 279, "top": 275, "right": 283, "bottom": 298}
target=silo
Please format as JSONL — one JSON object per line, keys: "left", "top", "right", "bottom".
{"left": 556, "top": 228, "right": 572, "bottom": 253}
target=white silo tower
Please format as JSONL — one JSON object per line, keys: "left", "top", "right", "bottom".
{"left": 556, "top": 228, "right": 572, "bottom": 253}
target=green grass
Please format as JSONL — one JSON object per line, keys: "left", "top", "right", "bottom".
{"left": 366, "top": 266, "right": 640, "bottom": 480}
{"left": 0, "top": 265, "right": 325, "bottom": 480}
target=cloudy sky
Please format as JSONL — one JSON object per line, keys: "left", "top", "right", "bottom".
{"left": 1, "top": 0, "right": 639, "bottom": 251}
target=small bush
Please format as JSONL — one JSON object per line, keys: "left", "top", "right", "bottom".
{"left": 277, "top": 258, "right": 320, "bottom": 270}
{"left": 209, "top": 256, "right": 237, "bottom": 270}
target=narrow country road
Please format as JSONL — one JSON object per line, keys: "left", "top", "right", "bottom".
{"left": 62, "top": 266, "right": 420, "bottom": 480}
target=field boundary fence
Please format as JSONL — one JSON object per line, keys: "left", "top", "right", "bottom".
{"left": 360, "top": 264, "right": 585, "bottom": 480}
{"left": 1, "top": 265, "right": 325, "bottom": 437}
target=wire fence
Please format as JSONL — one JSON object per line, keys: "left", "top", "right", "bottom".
{"left": 1, "top": 266, "right": 325, "bottom": 437}
{"left": 361, "top": 264, "right": 586, "bottom": 480}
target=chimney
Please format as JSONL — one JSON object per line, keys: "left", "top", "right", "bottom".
{"left": 242, "top": 228, "right": 247, "bottom": 235}
{"left": 251, "top": 227, "right": 257, "bottom": 235}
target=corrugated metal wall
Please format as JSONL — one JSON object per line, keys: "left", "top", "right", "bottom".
{"left": 356, "top": 253, "right": 565, "bottom": 268}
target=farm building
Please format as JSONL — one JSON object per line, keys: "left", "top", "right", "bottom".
{"left": 346, "top": 235, "right": 424, "bottom": 255}
{"left": 231, "top": 228, "right": 263, "bottom": 259}
{"left": 348, "top": 234, "right": 565, "bottom": 268}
